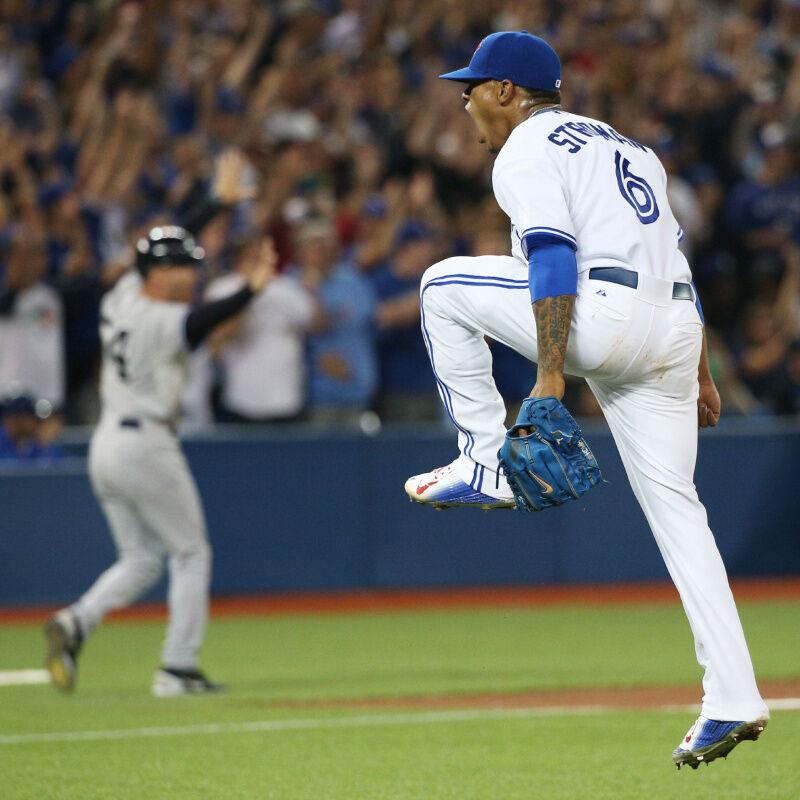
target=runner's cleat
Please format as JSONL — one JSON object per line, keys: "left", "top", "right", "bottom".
{"left": 672, "top": 716, "right": 767, "bottom": 770}
{"left": 44, "top": 610, "right": 83, "bottom": 692}
{"left": 404, "top": 461, "right": 514, "bottom": 510}
{"left": 151, "top": 667, "right": 225, "bottom": 697}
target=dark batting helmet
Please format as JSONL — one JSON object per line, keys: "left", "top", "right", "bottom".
{"left": 135, "top": 226, "right": 205, "bottom": 276}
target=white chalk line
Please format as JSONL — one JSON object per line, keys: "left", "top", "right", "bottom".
{"left": 0, "top": 706, "right": 631, "bottom": 745}
{"left": 0, "top": 669, "right": 49, "bottom": 686}
{"left": 1, "top": 698, "right": 799, "bottom": 746}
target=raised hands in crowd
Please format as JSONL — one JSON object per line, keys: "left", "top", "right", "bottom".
{"left": 0, "top": 0, "right": 799, "bottom": 428}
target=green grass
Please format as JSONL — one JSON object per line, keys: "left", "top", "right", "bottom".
{"left": 5, "top": 711, "right": 800, "bottom": 800}
{"left": 1, "top": 600, "right": 799, "bottom": 799}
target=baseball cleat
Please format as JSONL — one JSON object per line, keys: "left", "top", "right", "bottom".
{"left": 44, "top": 610, "right": 83, "bottom": 692}
{"left": 151, "top": 667, "right": 225, "bottom": 697}
{"left": 404, "top": 461, "right": 514, "bottom": 510}
{"left": 672, "top": 716, "right": 767, "bottom": 770}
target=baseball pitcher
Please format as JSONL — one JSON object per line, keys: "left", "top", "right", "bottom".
{"left": 404, "top": 32, "right": 768, "bottom": 768}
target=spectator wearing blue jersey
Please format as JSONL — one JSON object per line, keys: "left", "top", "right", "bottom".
{"left": 294, "top": 218, "right": 378, "bottom": 424}
{"left": 372, "top": 221, "right": 440, "bottom": 422}
{"left": 726, "top": 125, "right": 800, "bottom": 283}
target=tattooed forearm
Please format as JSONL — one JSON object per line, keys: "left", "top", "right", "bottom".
{"left": 533, "top": 294, "right": 575, "bottom": 376}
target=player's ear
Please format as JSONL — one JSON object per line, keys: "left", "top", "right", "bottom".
{"left": 496, "top": 80, "right": 515, "bottom": 105}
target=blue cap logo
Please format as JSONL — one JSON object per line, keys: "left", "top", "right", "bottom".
{"left": 440, "top": 31, "right": 561, "bottom": 92}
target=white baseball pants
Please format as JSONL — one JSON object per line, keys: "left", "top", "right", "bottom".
{"left": 72, "top": 417, "right": 211, "bottom": 670}
{"left": 420, "top": 255, "right": 767, "bottom": 722}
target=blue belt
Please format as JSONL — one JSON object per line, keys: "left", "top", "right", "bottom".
{"left": 588, "top": 267, "right": 693, "bottom": 300}
{"left": 119, "top": 417, "right": 176, "bottom": 435}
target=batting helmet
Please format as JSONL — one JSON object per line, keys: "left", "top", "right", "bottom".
{"left": 135, "top": 226, "right": 205, "bottom": 276}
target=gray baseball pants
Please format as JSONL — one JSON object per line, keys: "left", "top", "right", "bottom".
{"left": 71, "top": 415, "right": 211, "bottom": 669}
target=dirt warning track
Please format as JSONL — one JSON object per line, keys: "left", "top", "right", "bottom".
{"left": 2, "top": 578, "right": 799, "bottom": 624}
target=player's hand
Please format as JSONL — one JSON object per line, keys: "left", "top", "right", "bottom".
{"left": 244, "top": 237, "right": 278, "bottom": 293}
{"left": 698, "top": 378, "right": 721, "bottom": 428}
{"left": 519, "top": 374, "right": 566, "bottom": 435}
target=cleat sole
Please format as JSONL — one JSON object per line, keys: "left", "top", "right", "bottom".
{"left": 672, "top": 720, "right": 767, "bottom": 770}
{"left": 407, "top": 495, "right": 515, "bottom": 511}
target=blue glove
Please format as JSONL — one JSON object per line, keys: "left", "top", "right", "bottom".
{"left": 498, "top": 397, "right": 603, "bottom": 512}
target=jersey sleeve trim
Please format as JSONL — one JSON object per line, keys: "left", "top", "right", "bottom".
{"left": 521, "top": 225, "right": 576, "bottom": 245}
{"left": 522, "top": 225, "right": 577, "bottom": 248}
{"left": 522, "top": 229, "right": 578, "bottom": 259}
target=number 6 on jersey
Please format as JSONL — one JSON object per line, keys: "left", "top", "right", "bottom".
{"left": 615, "top": 150, "right": 660, "bottom": 224}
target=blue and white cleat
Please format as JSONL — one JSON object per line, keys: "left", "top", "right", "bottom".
{"left": 672, "top": 716, "right": 767, "bottom": 769}
{"left": 404, "top": 462, "right": 514, "bottom": 510}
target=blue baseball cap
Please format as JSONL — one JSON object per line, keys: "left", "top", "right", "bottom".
{"left": 439, "top": 31, "right": 561, "bottom": 92}
{"left": 1, "top": 393, "right": 36, "bottom": 416}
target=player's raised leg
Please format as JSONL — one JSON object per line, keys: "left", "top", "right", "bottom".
{"left": 406, "top": 255, "right": 535, "bottom": 508}
{"left": 587, "top": 370, "right": 768, "bottom": 727}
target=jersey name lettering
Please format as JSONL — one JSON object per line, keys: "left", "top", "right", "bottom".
{"left": 547, "top": 122, "right": 647, "bottom": 155}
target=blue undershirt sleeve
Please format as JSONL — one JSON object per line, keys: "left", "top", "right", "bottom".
{"left": 524, "top": 234, "right": 578, "bottom": 303}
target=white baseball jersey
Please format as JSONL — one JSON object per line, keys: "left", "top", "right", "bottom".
{"left": 98, "top": 271, "right": 190, "bottom": 423}
{"left": 0, "top": 282, "right": 64, "bottom": 405}
{"left": 492, "top": 109, "right": 691, "bottom": 283}
{"left": 206, "top": 272, "right": 314, "bottom": 418}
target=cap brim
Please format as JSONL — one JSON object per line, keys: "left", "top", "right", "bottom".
{"left": 438, "top": 67, "right": 489, "bottom": 82}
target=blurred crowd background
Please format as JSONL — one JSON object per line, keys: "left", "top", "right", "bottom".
{"left": 2, "top": 0, "right": 800, "bottom": 460}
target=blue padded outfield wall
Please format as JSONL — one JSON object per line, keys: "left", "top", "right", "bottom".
{"left": 1, "top": 420, "right": 799, "bottom": 606}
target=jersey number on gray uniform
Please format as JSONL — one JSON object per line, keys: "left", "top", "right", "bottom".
{"left": 108, "top": 330, "right": 130, "bottom": 381}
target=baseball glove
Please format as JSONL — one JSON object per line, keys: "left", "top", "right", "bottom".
{"left": 498, "top": 397, "right": 603, "bottom": 512}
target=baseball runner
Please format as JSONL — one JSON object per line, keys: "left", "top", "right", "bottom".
{"left": 404, "top": 32, "right": 768, "bottom": 768}
{"left": 45, "top": 226, "right": 276, "bottom": 697}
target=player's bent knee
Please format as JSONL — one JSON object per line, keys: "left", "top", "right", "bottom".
{"left": 420, "top": 257, "right": 473, "bottom": 293}
{"left": 125, "top": 554, "right": 163, "bottom": 586}
{"left": 171, "top": 539, "right": 211, "bottom": 571}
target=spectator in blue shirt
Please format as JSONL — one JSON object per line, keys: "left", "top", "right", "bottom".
{"left": 0, "top": 393, "right": 64, "bottom": 462}
{"left": 293, "top": 218, "right": 377, "bottom": 424}
{"left": 726, "top": 126, "right": 800, "bottom": 282}
{"left": 372, "top": 220, "right": 439, "bottom": 421}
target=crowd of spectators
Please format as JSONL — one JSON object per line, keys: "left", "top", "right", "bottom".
{"left": 2, "top": 0, "right": 800, "bottom": 458}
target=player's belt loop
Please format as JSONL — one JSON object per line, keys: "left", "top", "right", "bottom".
{"left": 119, "top": 418, "right": 141, "bottom": 429}
{"left": 671, "top": 283, "right": 693, "bottom": 301}
{"left": 588, "top": 267, "right": 692, "bottom": 301}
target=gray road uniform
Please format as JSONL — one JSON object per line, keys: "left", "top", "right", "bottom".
{"left": 72, "top": 271, "right": 210, "bottom": 669}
